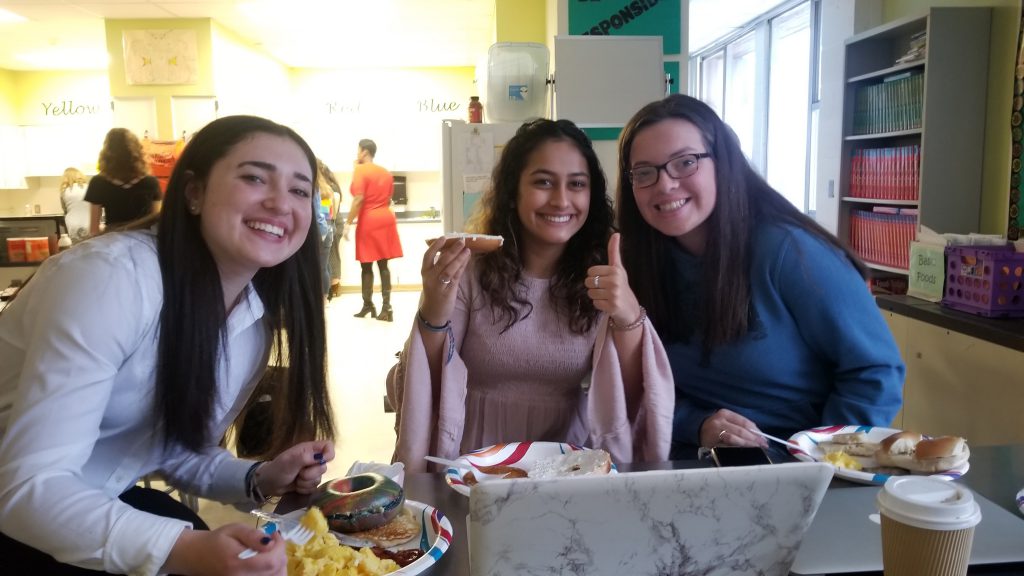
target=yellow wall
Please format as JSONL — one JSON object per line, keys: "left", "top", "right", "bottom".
{"left": 495, "top": 0, "right": 547, "bottom": 43}
{"left": 883, "top": 0, "right": 1020, "bottom": 235}
{"left": 104, "top": 19, "right": 215, "bottom": 138}
{"left": 289, "top": 67, "right": 475, "bottom": 171}
{"left": 0, "top": 68, "right": 17, "bottom": 123}
{"left": 211, "top": 22, "right": 290, "bottom": 121}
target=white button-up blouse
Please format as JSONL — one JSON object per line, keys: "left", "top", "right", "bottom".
{"left": 0, "top": 229, "right": 270, "bottom": 575}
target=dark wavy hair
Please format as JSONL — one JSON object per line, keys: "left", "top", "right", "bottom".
{"left": 98, "top": 128, "right": 149, "bottom": 182}
{"left": 466, "top": 118, "right": 613, "bottom": 334}
{"left": 151, "top": 115, "right": 333, "bottom": 454}
{"left": 617, "top": 94, "right": 867, "bottom": 355}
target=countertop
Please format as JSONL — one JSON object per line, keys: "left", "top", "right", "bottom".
{"left": 875, "top": 294, "right": 1024, "bottom": 353}
{"left": 336, "top": 209, "right": 441, "bottom": 224}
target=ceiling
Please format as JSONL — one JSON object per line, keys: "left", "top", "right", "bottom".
{"left": 0, "top": 0, "right": 497, "bottom": 70}
{"left": 0, "top": 0, "right": 789, "bottom": 72}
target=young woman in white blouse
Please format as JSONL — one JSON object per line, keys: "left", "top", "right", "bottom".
{"left": 0, "top": 116, "right": 335, "bottom": 575}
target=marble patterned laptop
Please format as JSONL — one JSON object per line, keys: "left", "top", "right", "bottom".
{"left": 468, "top": 462, "right": 834, "bottom": 576}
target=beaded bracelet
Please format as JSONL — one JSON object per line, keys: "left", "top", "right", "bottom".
{"left": 245, "top": 461, "right": 269, "bottom": 504}
{"left": 609, "top": 306, "right": 647, "bottom": 331}
{"left": 417, "top": 311, "right": 456, "bottom": 365}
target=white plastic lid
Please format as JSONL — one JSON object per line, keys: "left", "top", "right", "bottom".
{"left": 876, "top": 476, "right": 982, "bottom": 531}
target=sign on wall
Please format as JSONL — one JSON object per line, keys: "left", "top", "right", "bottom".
{"left": 122, "top": 29, "right": 199, "bottom": 86}
{"left": 568, "top": 0, "right": 682, "bottom": 55}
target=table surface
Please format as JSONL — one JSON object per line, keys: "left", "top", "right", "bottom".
{"left": 278, "top": 444, "right": 1024, "bottom": 576}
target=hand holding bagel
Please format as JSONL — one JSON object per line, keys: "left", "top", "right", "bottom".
{"left": 418, "top": 235, "right": 471, "bottom": 328}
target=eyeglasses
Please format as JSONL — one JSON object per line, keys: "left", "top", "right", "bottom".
{"left": 627, "top": 152, "right": 712, "bottom": 188}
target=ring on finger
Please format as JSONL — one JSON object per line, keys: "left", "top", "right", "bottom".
{"left": 594, "top": 274, "right": 601, "bottom": 288}
{"left": 440, "top": 276, "right": 452, "bottom": 286}
{"left": 718, "top": 429, "right": 728, "bottom": 443}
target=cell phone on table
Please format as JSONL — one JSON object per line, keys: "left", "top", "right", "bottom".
{"left": 710, "top": 446, "right": 773, "bottom": 467}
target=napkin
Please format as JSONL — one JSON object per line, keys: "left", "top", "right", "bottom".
{"left": 345, "top": 461, "right": 405, "bottom": 487}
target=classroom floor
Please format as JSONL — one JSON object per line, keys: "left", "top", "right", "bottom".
{"left": 196, "top": 290, "right": 420, "bottom": 528}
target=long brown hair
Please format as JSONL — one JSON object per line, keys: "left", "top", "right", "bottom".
{"left": 149, "top": 115, "right": 333, "bottom": 454}
{"left": 617, "top": 94, "right": 867, "bottom": 356}
{"left": 97, "top": 128, "right": 149, "bottom": 183}
{"left": 467, "top": 118, "right": 613, "bottom": 334}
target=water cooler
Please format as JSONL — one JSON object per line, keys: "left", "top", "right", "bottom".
{"left": 485, "top": 42, "right": 550, "bottom": 123}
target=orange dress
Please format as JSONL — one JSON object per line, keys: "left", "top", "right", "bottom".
{"left": 350, "top": 163, "right": 403, "bottom": 263}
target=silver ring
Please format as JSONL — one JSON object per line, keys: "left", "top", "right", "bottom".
{"left": 440, "top": 276, "right": 452, "bottom": 286}
{"left": 718, "top": 429, "right": 728, "bottom": 442}
{"left": 593, "top": 275, "right": 601, "bottom": 288}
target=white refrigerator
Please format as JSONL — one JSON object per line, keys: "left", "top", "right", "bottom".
{"left": 440, "top": 120, "right": 520, "bottom": 234}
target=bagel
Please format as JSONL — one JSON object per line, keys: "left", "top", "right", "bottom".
{"left": 313, "top": 472, "right": 404, "bottom": 533}
{"left": 427, "top": 233, "right": 504, "bottom": 253}
{"left": 908, "top": 436, "right": 970, "bottom": 473}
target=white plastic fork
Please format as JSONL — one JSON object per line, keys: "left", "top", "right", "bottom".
{"left": 237, "top": 511, "right": 315, "bottom": 559}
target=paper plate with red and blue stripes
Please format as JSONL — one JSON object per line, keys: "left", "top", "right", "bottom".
{"left": 788, "top": 425, "right": 969, "bottom": 485}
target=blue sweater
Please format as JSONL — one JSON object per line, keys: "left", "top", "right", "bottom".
{"left": 666, "top": 224, "right": 905, "bottom": 448}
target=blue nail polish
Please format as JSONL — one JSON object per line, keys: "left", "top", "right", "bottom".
{"left": 313, "top": 452, "right": 323, "bottom": 461}
{"left": 263, "top": 522, "right": 278, "bottom": 535}
{"left": 260, "top": 536, "right": 271, "bottom": 545}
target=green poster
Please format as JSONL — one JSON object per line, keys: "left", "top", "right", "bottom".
{"left": 569, "top": 0, "right": 681, "bottom": 55}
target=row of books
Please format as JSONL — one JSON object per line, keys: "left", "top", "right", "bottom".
{"left": 849, "top": 145, "right": 921, "bottom": 200}
{"left": 852, "top": 72, "right": 923, "bottom": 135}
{"left": 849, "top": 210, "right": 918, "bottom": 270}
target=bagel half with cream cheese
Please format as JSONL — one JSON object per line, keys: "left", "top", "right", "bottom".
{"left": 426, "top": 233, "right": 504, "bottom": 253}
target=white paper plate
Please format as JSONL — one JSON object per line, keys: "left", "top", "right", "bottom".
{"left": 788, "top": 425, "right": 969, "bottom": 485}
{"left": 281, "top": 499, "right": 452, "bottom": 574}
{"left": 443, "top": 441, "right": 616, "bottom": 497}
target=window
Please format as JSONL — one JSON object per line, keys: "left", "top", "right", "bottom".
{"left": 691, "top": 0, "right": 821, "bottom": 214}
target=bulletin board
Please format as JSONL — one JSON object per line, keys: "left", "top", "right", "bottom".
{"left": 1010, "top": 6, "right": 1024, "bottom": 240}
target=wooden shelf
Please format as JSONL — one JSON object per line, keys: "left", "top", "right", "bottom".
{"left": 866, "top": 262, "right": 910, "bottom": 274}
{"left": 847, "top": 60, "right": 925, "bottom": 84}
{"left": 845, "top": 128, "right": 922, "bottom": 141}
{"left": 842, "top": 198, "right": 919, "bottom": 206}
{"left": 0, "top": 261, "right": 43, "bottom": 268}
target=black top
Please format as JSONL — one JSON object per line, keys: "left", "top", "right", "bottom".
{"left": 84, "top": 175, "right": 161, "bottom": 228}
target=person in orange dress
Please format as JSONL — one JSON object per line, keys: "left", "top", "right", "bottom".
{"left": 344, "top": 139, "right": 403, "bottom": 321}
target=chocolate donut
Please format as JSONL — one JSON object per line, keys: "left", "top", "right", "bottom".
{"left": 313, "top": 472, "right": 405, "bottom": 533}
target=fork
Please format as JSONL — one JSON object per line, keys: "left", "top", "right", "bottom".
{"left": 237, "top": 511, "right": 315, "bottom": 559}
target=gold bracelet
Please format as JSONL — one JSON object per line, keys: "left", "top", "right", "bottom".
{"left": 609, "top": 306, "right": 646, "bottom": 331}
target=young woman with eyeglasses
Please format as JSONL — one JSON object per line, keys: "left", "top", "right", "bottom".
{"left": 616, "top": 94, "right": 904, "bottom": 460}
{"left": 390, "top": 118, "right": 673, "bottom": 472}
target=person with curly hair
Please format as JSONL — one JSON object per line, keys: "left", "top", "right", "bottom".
{"left": 59, "top": 167, "right": 90, "bottom": 242}
{"left": 390, "top": 119, "right": 673, "bottom": 472}
{"left": 85, "top": 128, "right": 162, "bottom": 234}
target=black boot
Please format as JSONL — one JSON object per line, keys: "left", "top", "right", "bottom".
{"left": 376, "top": 261, "right": 393, "bottom": 322}
{"left": 354, "top": 264, "right": 376, "bottom": 318}
{"left": 354, "top": 303, "right": 376, "bottom": 318}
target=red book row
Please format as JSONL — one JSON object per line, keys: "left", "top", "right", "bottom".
{"left": 849, "top": 210, "right": 918, "bottom": 270}
{"left": 849, "top": 145, "right": 920, "bottom": 201}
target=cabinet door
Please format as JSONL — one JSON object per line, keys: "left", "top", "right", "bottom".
{"left": 902, "top": 318, "right": 1024, "bottom": 445}
{"left": 881, "top": 311, "right": 908, "bottom": 430}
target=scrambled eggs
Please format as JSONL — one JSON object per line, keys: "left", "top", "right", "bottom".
{"left": 287, "top": 507, "right": 399, "bottom": 576}
{"left": 823, "top": 451, "right": 863, "bottom": 471}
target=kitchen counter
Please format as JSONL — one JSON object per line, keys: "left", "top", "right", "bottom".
{"left": 875, "top": 294, "right": 1024, "bottom": 352}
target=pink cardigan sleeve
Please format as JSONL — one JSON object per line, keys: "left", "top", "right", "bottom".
{"left": 390, "top": 310, "right": 470, "bottom": 473}
{"left": 587, "top": 318, "right": 674, "bottom": 463}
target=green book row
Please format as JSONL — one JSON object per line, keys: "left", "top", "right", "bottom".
{"left": 852, "top": 72, "right": 923, "bottom": 135}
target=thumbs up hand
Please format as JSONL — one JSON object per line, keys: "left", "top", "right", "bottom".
{"left": 586, "top": 233, "right": 642, "bottom": 327}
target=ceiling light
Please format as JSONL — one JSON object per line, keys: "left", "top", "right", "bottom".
{"left": 16, "top": 48, "right": 109, "bottom": 70}
{"left": 0, "top": 7, "right": 28, "bottom": 24}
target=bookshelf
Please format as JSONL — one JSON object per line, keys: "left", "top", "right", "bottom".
{"left": 839, "top": 7, "right": 991, "bottom": 276}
